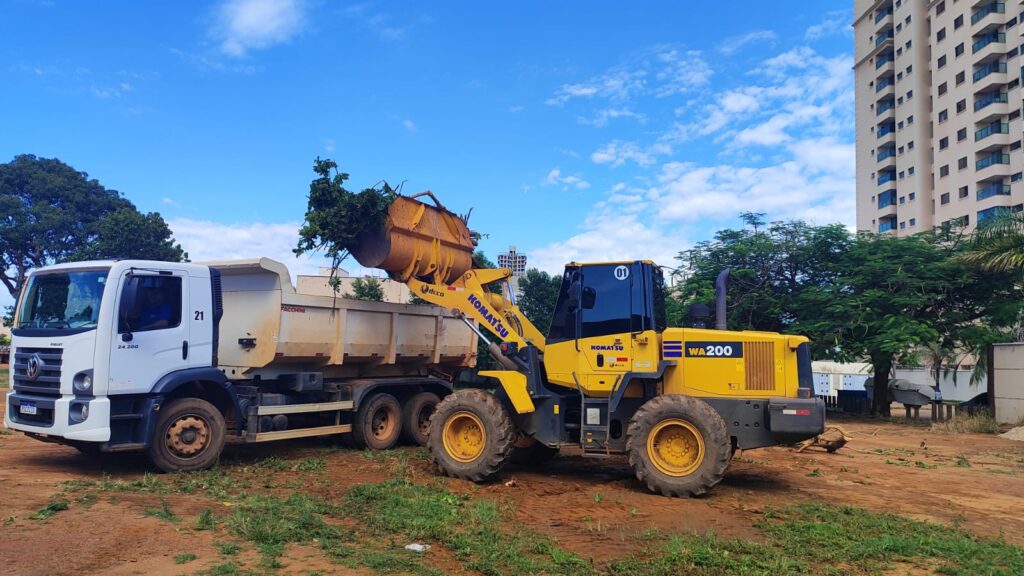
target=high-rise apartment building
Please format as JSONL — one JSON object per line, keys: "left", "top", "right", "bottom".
{"left": 497, "top": 245, "right": 528, "bottom": 296}
{"left": 855, "top": 0, "right": 1024, "bottom": 235}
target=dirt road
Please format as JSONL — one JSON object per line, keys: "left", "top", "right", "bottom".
{"left": 2, "top": 404, "right": 1023, "bottom": 575}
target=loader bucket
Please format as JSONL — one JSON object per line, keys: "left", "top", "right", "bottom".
{"left": 349, "top": 192, "right": 476, "bottom": 285}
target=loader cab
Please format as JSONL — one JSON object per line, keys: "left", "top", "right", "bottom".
{"left": 547, "top": 261, "right": 667, "bottom": 344}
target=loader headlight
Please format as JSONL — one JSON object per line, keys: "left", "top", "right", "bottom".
{"left": 73, "top": 371, "right": 93, "bottom": 395}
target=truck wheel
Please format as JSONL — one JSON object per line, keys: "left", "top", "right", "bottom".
{"left": 428, "top": 389, "right": 515, "bottom": 482}
{"left": 510, "top": 436, "right": 559, "bottom": 467}
{"left": 352, "top": 393, "right": 403, "bottom": 450}
{"left": 626, "top": 395, "right": 731, "bottom": 497}
{"left": 401, "top": 391, "right": 440, "bottom": 446}
{"left": 149, "top": 398, "right": 226, "bottom": 473}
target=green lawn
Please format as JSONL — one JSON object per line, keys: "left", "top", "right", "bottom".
{"left": 0, "top": 367, "right": 8, "bottom": 388}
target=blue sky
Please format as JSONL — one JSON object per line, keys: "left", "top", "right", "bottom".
{"left": 2, "top": 0, "right": 854, "bottom": 308}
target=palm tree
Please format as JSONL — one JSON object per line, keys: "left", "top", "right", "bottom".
{"left": 957, "top": 212, "right": 1024, "bottom": 274}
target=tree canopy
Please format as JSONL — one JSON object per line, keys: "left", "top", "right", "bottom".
{"left": 345, "top": 277, "right": 385, "bottom": 302}
{"left": 0, "top": 154, "right": 186, "bottom": 302}
{"left": 516, "top": 268, "right": 561, "bottom": 334}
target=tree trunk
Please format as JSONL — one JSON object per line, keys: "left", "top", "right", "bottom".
{"left": 871, "top": 354, "right": 894, "bottom": 416}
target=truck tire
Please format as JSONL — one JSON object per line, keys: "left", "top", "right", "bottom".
{"left": 626, "top": 394, "right": 731, "bottom": 497}
{"left": 351, "top": 393, "right": 403, "bottom": 450}
{"left": 401, "top": 391, "right": 440, "bottom": 446}
{"left": 428, "top": 389, "right": 515, "bottom": 482}
{"left": 510, "top": 436, "right": 559, "bottom": 467}
{"left": 149, "top": 397, "right": 226, "bottom": 473}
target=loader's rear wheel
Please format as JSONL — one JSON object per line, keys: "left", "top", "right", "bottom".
{"left": 510, "top": 436, "right": 560, "bottom": 467}
{"left": 352, "top": 393, "right": 403, "bottom": 450}
{"left": 401, "top": 391, "right": 440, "bottom": 446}
{"left": 627, "top": 395, "right": 731, "bottom": 497}
{"left": 428, "top": 389, "right": 515, "bottom": 481}
{"left": 149, "top": 398, "right": 226, "bottom": 473}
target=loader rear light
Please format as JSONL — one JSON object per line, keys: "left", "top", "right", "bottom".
{"left": 782, "top": 409, "right": 811, "bottom": 416}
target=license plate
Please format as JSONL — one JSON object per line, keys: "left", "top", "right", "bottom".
{"left": 20, "top": 401, "right": 37, "bottom": 416}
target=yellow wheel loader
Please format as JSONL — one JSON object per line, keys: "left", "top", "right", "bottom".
{"left": 350, "top": 192, "right": 826, "bottom": 497}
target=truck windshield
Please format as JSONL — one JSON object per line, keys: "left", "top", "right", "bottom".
{"left": 17, "top": 269, "right": 110, "bottom": 330}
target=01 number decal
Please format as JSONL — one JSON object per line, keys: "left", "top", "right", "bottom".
{"left": 684, "top": 341, "right": 744, "bottom": 358}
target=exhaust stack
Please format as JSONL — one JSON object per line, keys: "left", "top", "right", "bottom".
{"left": 715, "top": 268, "right": 731, "bottom": 331}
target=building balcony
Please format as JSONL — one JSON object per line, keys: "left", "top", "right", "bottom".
{"left": 977, "top": 182, "right": 1011, "bottom": 200}
{"left": 876, "top": 75, "right": 895, "bottom": 93}
{"left": 874, "top": 8, "right": 893, "bottom": 26}
{"left": 878, "top": 215, "right": 898, "bottom": 233}
{"left": 876, "top": 99, "right": 895, "bottom": 116}
{"left": 875, "top": 30, "right": 894, "bottom": 47}
{"left": 975, "top": 122, "right": 1010, "bottom": 150}
{"left": 971, "top": 3, "right": 1006, "bottom": 29}
{"left": 877, "top": 171, "right": 897, "bottom": 186}
{"left": 974, "top": 32, "right": 1007, "bottom": 62}
{"left": 977, "top": 152, "right": 1012, "bottom": 174}
{"left": 973, "top": 62, "right": 1008, "bottom": 91}
{"left": 974, "top": 91, "right": 1009, "bottom": 121}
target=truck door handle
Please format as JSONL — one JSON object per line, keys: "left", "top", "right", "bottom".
{"left": 596, "top": 353, "right": 604, "bottom": 367}
{"left": 182, "top": 340, "right": 189, "bottom": 360}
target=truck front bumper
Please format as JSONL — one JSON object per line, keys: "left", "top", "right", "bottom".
{"left": 5, "top": 391, "right": 111, "bottom": 442}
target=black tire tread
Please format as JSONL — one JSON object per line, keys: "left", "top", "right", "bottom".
{"left": 352, "top": 393, "right": 403, "bottom": 451}
{"left": 626, "top": 394, "right": 731, "bottom": 498}
{"left": 148, "top": 397, "right": 226, "bottom": 473}
{"left": 400, "top": 391, "right": 441, "bottom": 446}
{"left": 427, "top": 389, "right": 515, "bottom": 482}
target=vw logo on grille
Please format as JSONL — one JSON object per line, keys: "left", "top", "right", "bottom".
{"left": 26, "top": 354, "right": 43, "bottom": 381}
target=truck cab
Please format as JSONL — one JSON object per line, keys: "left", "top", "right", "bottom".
{"left": 6, "top": 260, "right": 214, "bottom": 447}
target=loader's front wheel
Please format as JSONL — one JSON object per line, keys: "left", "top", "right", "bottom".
{"left": 428, "top": 389, "right": 515, "bottom": 482}
{"left": 627, "top": 395, "right": 731, "bottom": 497}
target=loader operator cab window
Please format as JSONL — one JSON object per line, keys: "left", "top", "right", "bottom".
{"left": 546, "top": 262, "right": 664, "bottom": 344}
{"left": 118, "top": 275, "right": 182, "bottom": 334}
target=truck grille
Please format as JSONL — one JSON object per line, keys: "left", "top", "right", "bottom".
{"left": 12, "top": 347, "right": 64, "bottom": 396}
{"left": 744, "top": 341, "right": 775, "bottom": 391}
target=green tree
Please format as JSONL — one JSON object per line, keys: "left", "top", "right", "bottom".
{"left": 958, "top": 211, "right": 1024, "bottom": 275}
{"left": 516, "top": 268, "right": 561, "bottom": 333}
{"left": 345, "top": 277, "right": 385, "bottom": 302}
{"left": 803, "top": 232, "right": 1022, "bottom": 415}
{"left": 0, "top": 154, "right": 134, "bottom": 299}
{"left": 71, "top": 208, "right": 187, "bottom": 262}
{"left": 0, "top": 332, "right": 10, "bottom": 346}
{"left": 676, "top": 214, "right": 852, "bottom": 352}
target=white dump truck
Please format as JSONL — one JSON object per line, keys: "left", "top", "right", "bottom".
{"left": 3, "top": 257, "right": 476, "bottom": 471}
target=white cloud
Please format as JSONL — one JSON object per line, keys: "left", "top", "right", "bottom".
{"left": 653, "top": 49, "right": 712, "bottom": 97}
{"left": 577, "top": 107, "right": 646, "bottom": 127}
{"left": 805, "top": 10, "right": 852, "bottom": 41}
{"left": 169, "top": 218, "right": 326, "bottom": 279}
{"left": 161, "top": 197, "right": 181, "bottom": 207}
{"left": 543, "top": 168, "right": 591, "bottom": 190}
{"left": 719, "top": 30, "right": 777, "bottom": 55}
{"left": 215, "top": 0, "right": 306, "bottom": 57}
{"left": 338, "top": 4, "right": 422, "bottom": 42}
{"left": 402, "top": 119, "right": 417, "bottom": 132}
{"left": 323, "top": 138, "right": 335, "bottom": 152}
{"left": 546, "top": 70, "right": 646, "bottom": 106}
{"left": 590, "top": 141, "right": 670, "bottom": 167}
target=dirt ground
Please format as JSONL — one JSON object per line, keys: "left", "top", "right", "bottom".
{"left": 2, "top": 398, "right": 1024, "bottom": 575}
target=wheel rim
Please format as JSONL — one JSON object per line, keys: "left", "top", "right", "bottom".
{"left": 166, "top": 415, "right": 211, "bottom": 458}
{"left": 647, "top": 418, "right": 704, "bottom": 476}
{"left": 442, "top": 411, "right": 486, "bottom": 463}
{"left": 371, "top": 405, "right": 397, "bottom": 440}
{"left": 417, "top": 404, "right": 435, "bottom": 438}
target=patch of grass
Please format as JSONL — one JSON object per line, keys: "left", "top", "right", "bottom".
{"left": 226, "top": 492, "right": 344, "bottom": 567}
{"left": 218, "top": 542, "right": 240, "bottom": 556}
{"left": 931, "top": 411, "right": 1001, "bottom": 434}
{"left": 344, "top": 478, "right": 592, "bottom": 576}
{"left": 885, "top": 458, "right": 911, "bottom": 467}
{"left": 872, "top": 447, "right": 915, "bottom": 456}
{"left": 612, "top": 503, "right": 1024, "bottom": 575}
{"left": 806, "top": 468, "right": 823, "bottom": 477}
{"left": 955, "top": 454, "right": 972, "bottom": 468}
{"left": 144, "top": 498, "right": 179, "bottom": 522}
{"left": 0, "top": 368, "right": 9, "bottom": 388}
{"left": 174, "top": 553, "right": 197, "bottom": 565}
{"left": 295, "top": 457, "right": 326, "bottom": 472}
{"left": 195, "top": 508, "right": 217, "bottom": 530}
{"left": 255, "top": 456, "right": 289, "bottom": 471}
{"left": 30, "top": 499, "right": 69, "bottom": 520}
{"left": 914, "top": 460, "right": 937, "bottom": 469}
{"left": 201, "top": 562, "right": 249, "bottom": 576}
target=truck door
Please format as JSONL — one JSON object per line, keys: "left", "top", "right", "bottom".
{"left": 577, "top": 263, "right": 638, "bottom": 393}
{"left": 108, "top": 270, "right": 190, "bottom": 395}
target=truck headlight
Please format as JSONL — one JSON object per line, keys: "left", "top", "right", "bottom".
{"left": 73, "top": 372, "right": 93, "bottom": 395}
{"left": 70, "top": 401, "right": 89, "bottom": 423}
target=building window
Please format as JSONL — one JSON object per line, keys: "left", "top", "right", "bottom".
{"left": 897, "top": 72, "right": 904, "bottom": 81}
{"left": 938, "top": 82, "right": 947, "bottom": 96}
{"left": 939, "top": 137, "right": 949, "bottom": 150}
{"left": 955, "top": 43, "right": 964, "bottom": 57}
{"left": 979, "top": 206, "right": 1010, "bottom": 224}
{"left": 940, "top": 164, "right": 950, "bottom": 176}
{"left": 900, "top": 196, "right": 906, "bottom": 205}
{"left": 959, "top": 186, "right": 969, "bottom": 198}
{"left": 958, "top": 156, "right": 968, "bottom": 169}
{"left": 957, "top": 128, "right": 967, "bottom": 141}
{"left": 956, "top": 99, "right": 966, "bottom": 113}
{"left": 938, "top": 109, "right": 948, "bottom": 122}
{"left": 906, "top": 64, "right": 913, "bottom": 74}
{"left": 1011, "top": 109, "right": 1022, "bottom": 121}
{"left": 936, "top": 1, "right": 944, "bottom": 15}
{"left": 910, "top": 218, "right": 917, "bottom": 226}
{"left": 908, "top": 166, "right": 915, "bottom": 175}
{"left": 907, "top": 115, "right": 914, "bottom": 125}
{"left": 955, "top": 71, "right": 965, "bottom": 85}
{"left": 1011, "top": 140, "right": 1022, "bottom": 151}
{"left": 1013, "top": 173, "right": 1024, "bottom": 183}
{"left": 907, "top": 90, "right": 913, "bottom": 100}
{"left": 899, "top": 170, "right": 906, "bottom": 179}
{"left": 900, "top": 221, "right": 907, "bottom": 230}
{"left": 941, "top": 192, "right": 951, "bottom": 204}
{"left": 898, "top": 145, "right": 905, "bottom": 154}
{"left": 898, "top": 121, "right": 904, "bottom": 130}
{"left": 954, "top": 15, "right": 963, "bottom": 29}
{"left": 936, "top": 28, "right": 946, "bottom": 42}
{"left": 909, "top": 192, "right": 916, "bottom": 200}
{"left": 908, "top": 141, "right": 914, "bottom": 150}
{"left": 937, "top": 55, "right": 947, "bottom": 68}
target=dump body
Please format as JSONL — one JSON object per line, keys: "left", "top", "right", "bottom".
{"left": 209, "top": 258, "right": 477, "bottom": 379}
